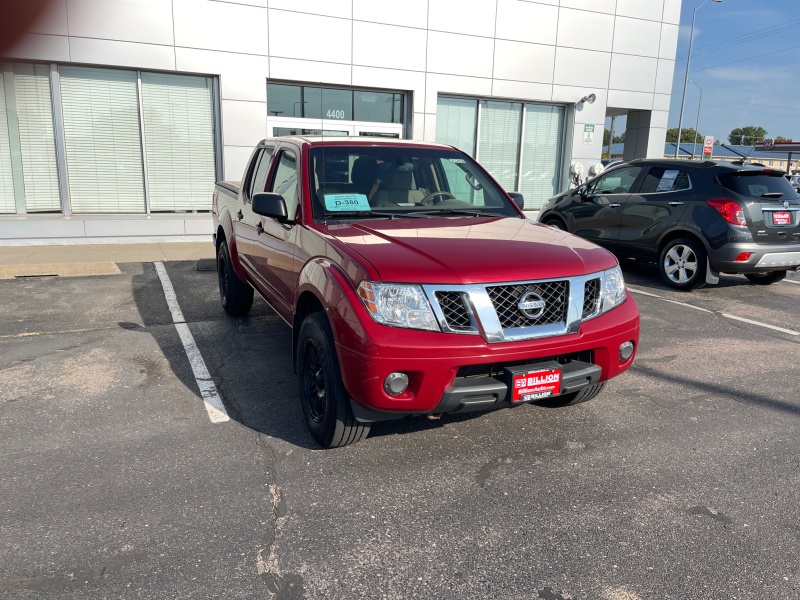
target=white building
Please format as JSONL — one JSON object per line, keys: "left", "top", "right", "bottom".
{"left": 0, "top": 0, "right": 681, "bottom": 244}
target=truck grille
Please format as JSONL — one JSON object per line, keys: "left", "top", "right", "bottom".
{"left": 434, "top": 291, "right": 472, "bottom": 331}
{"left": 486, "top": 281, "right": 569, "bottom": 329}
{"left": 582, "top": 278, "right": 601, "bottom": 318}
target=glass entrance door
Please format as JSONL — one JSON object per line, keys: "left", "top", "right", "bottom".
{"left": 268, "top": 117, "right": 402, "bottom": 139}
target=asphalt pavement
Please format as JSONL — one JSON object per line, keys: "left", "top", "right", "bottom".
{"left": 1, "top": 252, "right": 800, "bottom": 599}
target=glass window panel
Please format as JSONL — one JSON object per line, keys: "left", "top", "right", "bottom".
{"left": 435, "top": 97, "right": 477, "bottom": 155}
{"left": 353, "top": 91, "right": 403, "bottom": 123}
{"left": 249, "top": 147, "right": 274, "bottom": 197}
{"left": 0, "top": 73, "right": 16, "bottom": 213}
{"left": 304, "top": 87, "right": 352, "bottom": 120}
{"left": 477, "top": 100, "right": 522, "bottom": 193}
{"left": 60, "top": 66, "right": 145, "bottom": 213}
{"left": 267, "top": 83, "right": 302, "bottom": 118}
{"left": 519, "top": 104, "right": 565, "bottom": 210}
{"left": 14, "top": 64, "right": 60, "bottom": 213}
{"left": 141, "top": 72, "right": 216, "bottom": 212}
{"left": 270, "top": 150, "right": 298, "bottom": 217}
{"left": 273, "top": 127, "right": 348, "bottom": 137}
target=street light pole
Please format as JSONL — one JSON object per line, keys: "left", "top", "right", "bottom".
{"left": 675, "top": 0, "right": 722, "bottom": 158}
{"left": 690, "top": 80, "right": 702, "bottom": 160}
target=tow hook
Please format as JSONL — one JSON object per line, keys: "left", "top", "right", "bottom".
{"left": 426, "top": 414, "right": 442, "bottom": 421}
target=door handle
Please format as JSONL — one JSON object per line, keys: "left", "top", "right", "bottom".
{"left": 237, "top": 209, "right": 243, "bottom": 220}
{"left": 668, "top": 201, "right": 685, "bottom": 206}
{"left": 257, "top": 223, "right": 264, "bottom": 235}
{"left": 608, "top": 203, "right": 621, "bottom": 208}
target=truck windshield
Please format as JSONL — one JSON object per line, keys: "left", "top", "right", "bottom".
{"left": 308, "top": 146, "right": 520, "bottom": 221}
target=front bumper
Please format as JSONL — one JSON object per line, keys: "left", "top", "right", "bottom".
{"left": 710, "top": 242, "right": 800, "bottom": 273}
{"left": 339, "top": 293, "right": 639, "bottom": 421}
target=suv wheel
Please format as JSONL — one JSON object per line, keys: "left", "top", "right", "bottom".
{"left": 543, "top": 217, "right": 567, "bottom": 231}
{"left": 217, "top": 240, "right": 254, "bottom": 315}
{"left": 744, "top": 270, "right": 787, "bottom": 285}
{"left": 297, "top": 312, "right": 370, "bottom": 448}
{"left": 659, "top": 238, "right": 707, "bottom": 290}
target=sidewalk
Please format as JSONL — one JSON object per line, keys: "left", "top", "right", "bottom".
{"left": 0, "top": 242, "right": 214, "bottom": 278}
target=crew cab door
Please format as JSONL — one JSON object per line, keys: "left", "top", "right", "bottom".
{"left": 572, "top": 165, "right": 644, "bottom": 251}
{"left": 251, "top": 145, "right": 300, "bottom": 322}
{"left": 617, "top": 166, "right": 692, "bottom": 258}
{"left": 236, "top": 145, "right": 275, "bottom": 272}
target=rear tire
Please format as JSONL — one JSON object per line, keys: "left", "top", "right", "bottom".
{"left": 744, "top": 270, "right": 786, "bottom": 285}
{"left": 296, "top": 312, "right": 370, "bottom": 448}
{"left": 217, "top": 240, "right": 253, "bottom": 316}
{"left": 659, "top": 238, "right": 707, "bottom": 290}
{"left": 536, "top": 382, "right": 606, "bottom": 407}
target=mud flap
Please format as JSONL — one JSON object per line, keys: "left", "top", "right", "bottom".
{"left": 706, "top": 258, "right": 720, "bottom": 285}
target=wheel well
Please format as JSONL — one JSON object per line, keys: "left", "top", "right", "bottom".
{"left": 216, "top": 225, "right": 226, "bottom": 254}
{"left": 292, "top": 291, "right": 326, "bottom": 370}
{"left": 658, "top": 230, "right": 706, "bottom": 256}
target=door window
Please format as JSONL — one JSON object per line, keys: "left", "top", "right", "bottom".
{"left": 270, "top": 150, "right": 298, "bottom": 219}
{"left": 248, "top": 146, "right": 274, "bottom": 200}
{"left": 586, "top": 166, "right": 642, "bottom": 195}
{"left": 639, "top": 167, "right": 691, "bottom": 194}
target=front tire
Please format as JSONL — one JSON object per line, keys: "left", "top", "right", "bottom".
{"left": 542, "top": 217, "right": 567, "bottom": 231}
{"left": 659, "top": 238, "right": 707, "bottom": 290}
{"left": 217, "top": 240, "right": 253, "bottom": 316}
{"left": 296, "top": 313, "right": 370, "bottom": 448}
{"left": 744, "top": 270, "right": 786, "bottom": 285}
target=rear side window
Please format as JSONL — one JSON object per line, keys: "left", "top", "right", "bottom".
{"left": 248, "top": 147, "right": 274, "bottom": 200}
{"left": 639, "top": 167, "right": 691, "bottom": 194}
{"left": 719, "top": 171, "right": 796, "bottom": 197}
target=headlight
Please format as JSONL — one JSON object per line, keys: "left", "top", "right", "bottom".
{"left": 601, "top": 266, "right": 626, "bottom": 312}
{"left": 357, "top": 282, "right": 440, "bottom": 331}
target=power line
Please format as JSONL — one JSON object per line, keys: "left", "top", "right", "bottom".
{"left": 675, "top": 18, "right": 800, "bottom": 60}
{"left": 673, "top": 43, "right": 800, "bottom": 78}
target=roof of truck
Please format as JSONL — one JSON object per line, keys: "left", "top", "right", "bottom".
{"left": 258, "top": 136, "right": 452, "bottom": 148}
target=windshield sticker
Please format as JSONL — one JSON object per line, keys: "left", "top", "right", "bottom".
{"left": 657, "top": 169, "right": 680, "bottom": 191}
{"left": 324, "top": 193, "right": 371, "bottom": 212}
{"left": 448, "top": 158, "right": 466, "bottom": 164}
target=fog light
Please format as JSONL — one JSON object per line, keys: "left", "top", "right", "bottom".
{"left": 384, "top": 372, "right": 409, "bottom": 396}
{"left": 619, "top": 341, "right": 634, "bottom": 362}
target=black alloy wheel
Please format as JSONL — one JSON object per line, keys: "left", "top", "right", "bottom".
{"left": 217, "top": 240, "right": 254, "bottom": 316}
{"left": 296, "top": 313, "right": 370, "bottom": 448}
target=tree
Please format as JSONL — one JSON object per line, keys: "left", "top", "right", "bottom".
{"left": 728, "top": 126, "right": 767, "bottom": 145}
{"left": 604, "top": 130, "right": 626, "bottom": 146}
{"left": 666, "top": 128, "right": 703, "bottom": 143}
{"left": 775, "top": 136, "right": 793, "bottom": 143}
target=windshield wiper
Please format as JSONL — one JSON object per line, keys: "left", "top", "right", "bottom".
{"left": 415, "top": 209, "right": 508, "bottom": 218}
{"left": 324, "top": 211, "right": 427, "bottom": 221}
{"left": 761, "top": 192, "right": 784, "bottom": 198}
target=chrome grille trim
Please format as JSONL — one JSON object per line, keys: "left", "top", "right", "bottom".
{"left": 423, "top": 269, "right": 612, "bottom": 343}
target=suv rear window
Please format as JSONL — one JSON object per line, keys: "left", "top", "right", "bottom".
{"left": 719, "top": 171, "right": 796, "bottom": 197}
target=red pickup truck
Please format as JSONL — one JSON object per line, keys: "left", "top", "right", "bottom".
{"left": 212, "top": 137, "right": 639, "bottom": 448}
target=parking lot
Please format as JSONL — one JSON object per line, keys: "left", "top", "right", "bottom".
{"left": 2, "top": 258, "right": 800, "bottom": 599}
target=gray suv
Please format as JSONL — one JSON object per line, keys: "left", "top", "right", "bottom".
{"left": 538, "top": 159, "right": 800, "bottom": 290}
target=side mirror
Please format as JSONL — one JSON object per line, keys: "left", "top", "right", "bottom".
{"left": 507, "top": 192, "right": 524, "bottom": 210}
{"left": 578, "top": 186, "right": 591, "bottom": 201}
{"left": 252, "top": 192, "right": 290, "bottom": 223}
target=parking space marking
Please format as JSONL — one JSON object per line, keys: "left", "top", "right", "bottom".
{"left": 154, "top": 262, "right": 230, "bottom": 424}
{"left": 784, "top": 279, "right": 800, "bottom": 285}
{"left": 628, "top": 287, "right": 712, "bottom": 312}
{"left": 721, "top": 314, "right": 800, "bottom": 336}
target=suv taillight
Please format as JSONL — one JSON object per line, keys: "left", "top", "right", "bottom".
{"left": 707, "top": 198, "right": 746, "bottom": 226}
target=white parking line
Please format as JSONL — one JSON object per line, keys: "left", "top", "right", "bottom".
{"left": 628, "top": 287, "right": 712, "bottom": 312}
{"left": 721, "top": 314, "right": 800, "bottom": 336}
{"left": 154, "top": 262, "right": 230, "bottom": 424}
{"left": 784, "top": 278, "right": 800, "bottom": 285}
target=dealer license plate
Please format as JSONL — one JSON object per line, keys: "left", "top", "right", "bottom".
{"left": 773, "top": 211, "right": 791, "bottom": 225}
{"left": 512, "top": 367, "right": 562, "bottom": 402}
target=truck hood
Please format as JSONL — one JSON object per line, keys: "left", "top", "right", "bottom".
{"left": 323, "top": 216, "right": 617, "bottom": 284}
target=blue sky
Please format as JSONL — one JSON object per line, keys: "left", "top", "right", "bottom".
{"left": 608, "top": 0, "right": 800, "bottom": 145}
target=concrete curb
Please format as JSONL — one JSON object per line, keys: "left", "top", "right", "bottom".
{"left": 0, "top": 262, "right": 122, "bottom": 280}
